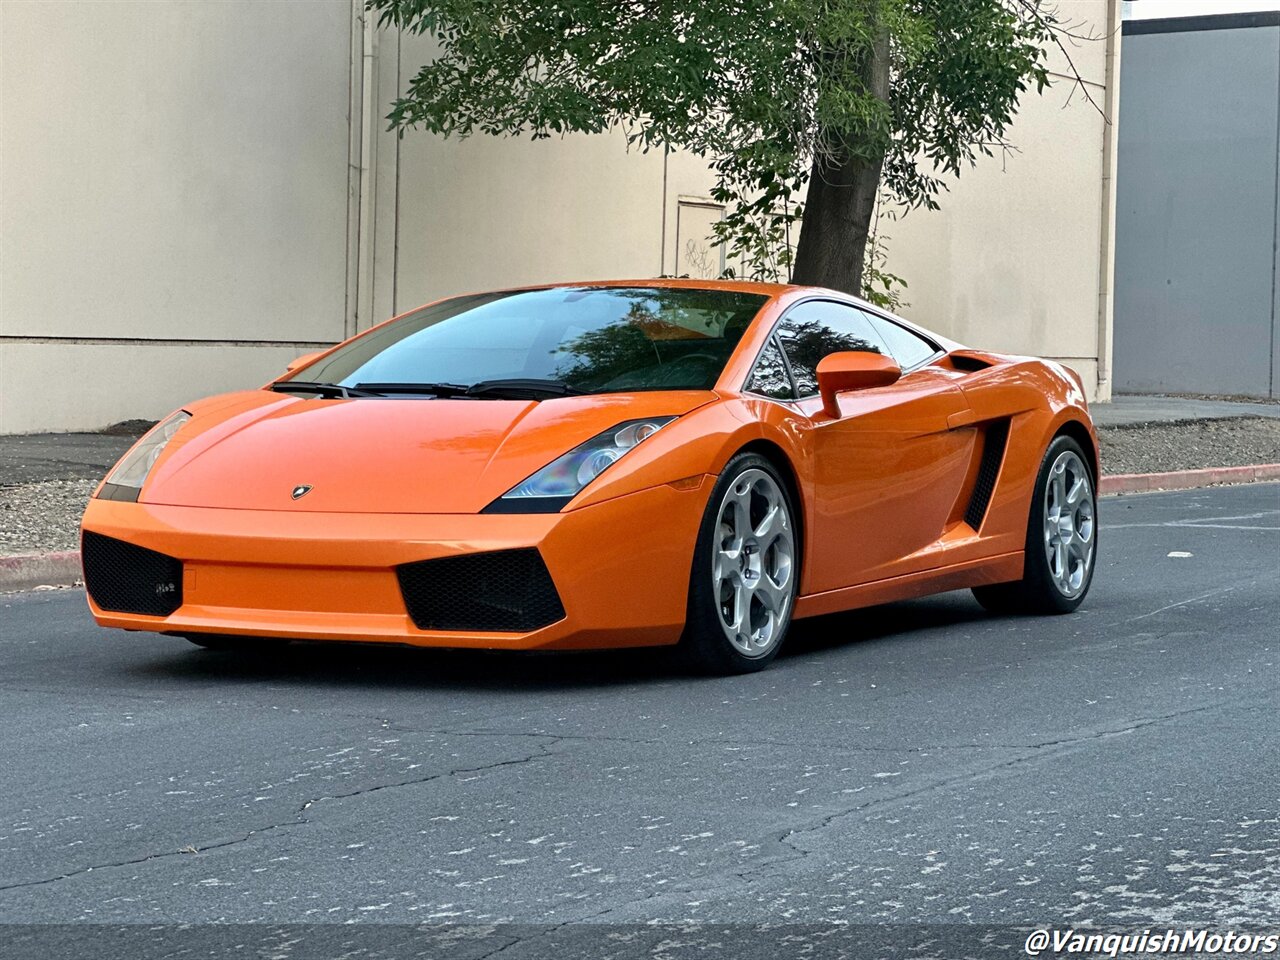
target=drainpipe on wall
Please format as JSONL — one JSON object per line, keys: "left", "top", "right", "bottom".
{"left": 346, "top": 1, "right": 401, "bottom": 336}
{"left": 345, "top": 0, "right": 381, "bottom": 339}
{"left": 344, "top": 2, "right": 363, "bottom": 339}
{"left": 1095, "top": 0, "right": 1121, "bottom": 403}
{"left": 356, "top": 4, "right": 381, "bottom": 335}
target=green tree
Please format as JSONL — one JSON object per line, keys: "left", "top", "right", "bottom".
{"left": 369, "top": 0, "right": 1094, "bottom": 297}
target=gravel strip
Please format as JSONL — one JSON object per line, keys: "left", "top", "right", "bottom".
{"left": 1100, "top": 417, "right": 1280, "bottom": 475}
{"left": 0, "top": 479, "right": 97, "bottom": 555}
{"left": 2, "top": 419, "right": 1278, "bottom": 557}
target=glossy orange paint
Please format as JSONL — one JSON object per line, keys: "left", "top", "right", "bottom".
{"left": 285, "top": 351, "right": 324, "bottom": 373}
{"left": 815, "top": 350, "right": 902, "bottom": 417}
{"left": 81, "top": 279, "right": 1098, "bottom": 651}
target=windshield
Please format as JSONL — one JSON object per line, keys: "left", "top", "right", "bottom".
{"left": 293, "top": 286, "right": 769, "bottom": 395}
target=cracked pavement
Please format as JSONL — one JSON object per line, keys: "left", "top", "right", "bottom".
{"left": 0, "top": 484, "right": 1277, "bottom": 941}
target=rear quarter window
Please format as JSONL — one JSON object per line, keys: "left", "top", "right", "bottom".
{"left": 861, "top": 312, "right": 939, "bottom": 370}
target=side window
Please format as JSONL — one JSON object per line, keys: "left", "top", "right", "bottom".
{"left": 746, "top": 336, "right": 795, "bottom": 400}
{"left": 775, "top": 301, "right": 888, "bottom": 397}
{"left": 861, "top": 311, "right": 938, "bottom": 370}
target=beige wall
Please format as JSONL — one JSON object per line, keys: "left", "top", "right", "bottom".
{"left": 883, "top": 0, "right": 1120, "bottom": 400}
{"left": 0, "top": 340, "right": 311, "bottom": 432}
{"left": 356, "top": 28, "right": 714, "bottom": 320}
{"left": 1, "top": 0, "right": 353, "bottom": 345}
{"left": 0, "top": 1, "right": 711, "bottom": 431}
{"left": 0, "top": 0, "right": 1117, "bottom": 433}
{"left": 1, "top": 0, "right": 356, "bottom": 432}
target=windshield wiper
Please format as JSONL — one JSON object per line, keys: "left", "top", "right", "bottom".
{"left": 270, "top": 381, "right": 382, "bottom": 399}
{"left": 352, "top": 382, "right": 471, "bottom": 397}
{"left": 464, "top": 378, "right": 587, "bottom": 399}
{"left": 351, "top": 379, "right": 587, "bottom": 400}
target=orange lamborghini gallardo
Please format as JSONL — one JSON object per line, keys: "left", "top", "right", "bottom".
{"left": 81, "top": 280, "right": 1098, "bottom": 673}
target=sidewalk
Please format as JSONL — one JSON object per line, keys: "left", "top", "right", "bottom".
{"left": 0, "top": 430, "right": 140, "bottom": 485}
{"left": 1091, "top": 393, "right": 1280, "bottom": 427}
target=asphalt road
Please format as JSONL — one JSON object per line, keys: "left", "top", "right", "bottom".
{"left": 1, "top": 484, "right": 1277, "bottom": 957}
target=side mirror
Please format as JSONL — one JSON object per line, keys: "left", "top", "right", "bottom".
{"left": 285, "top": 350, "right": 324, "bottom": 374}
{"left": 816, "top": 350, "right": 901, "bottom": 417}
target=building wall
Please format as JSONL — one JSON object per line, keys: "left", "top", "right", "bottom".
{"left": 882, "top": 0, "right": 1120, "bottom": 402}
{"left": 357, "top": 29, "right": 733, "bottom": 317}
{"left": 1112, "top": 13, "right": 1280, "bottom": 399}
{"left": 1, "top": 0, "right": 356, "bottom": 432}
{"left": 1, "top": 0, "right": 1118, "bottom": 433}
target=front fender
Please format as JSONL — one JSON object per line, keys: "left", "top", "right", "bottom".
{"left": 567, "top": 396, "right": 811, "bottom": 514}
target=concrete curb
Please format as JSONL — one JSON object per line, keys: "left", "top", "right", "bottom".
{"left": 0, "top": 550, "right": 82, "bottom": 593}
{"left": 1099, "top": 462, "right": 1280, "bottom": 496}
{"left": 3, "top": 465, "right": 1279, "bottom": 592}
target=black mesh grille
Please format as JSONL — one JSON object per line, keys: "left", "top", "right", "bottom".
{"left": 81, "top": 531, "right": 183, "bottom": 616}
{"left": 396, "top": 548, "right": 566, "bottom": 633}
{"left": 964, "top": 420, "right": 1011, "bottom": 530}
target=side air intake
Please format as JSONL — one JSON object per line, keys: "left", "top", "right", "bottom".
{"left": 964, "top": 420, "right": 1011, "bottom": 530}
{"left": 81, "top": 531, "right": 184, "bottom": 616}
{"left": 396, "top": 548, "right": 566, "bottom": 633}
{"left": 948, "top": 350, "right": 1000, "bottom": 372}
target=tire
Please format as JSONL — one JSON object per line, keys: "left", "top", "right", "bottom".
{"left": 182, "top": 634, "right": 290, "bottom": 653}
{"left": 972, "top": 434, "right": 1097, "bottom": 615}
{"left": 680, "top": 453, "right": 801, "bottom": 674}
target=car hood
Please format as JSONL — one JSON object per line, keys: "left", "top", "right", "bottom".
{"left": 140, "top": 389, "right": 715, "bottom": 513}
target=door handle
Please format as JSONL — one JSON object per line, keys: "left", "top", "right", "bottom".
{"left": 946, "top": 409, "right": 979, "bottom": 430}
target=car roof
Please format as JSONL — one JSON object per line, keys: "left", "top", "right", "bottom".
{"left": 442, "top": 277, "right": 906, "bottom": 311}
{"left": 460, "top": 277, "right": 798, "bottom": 298}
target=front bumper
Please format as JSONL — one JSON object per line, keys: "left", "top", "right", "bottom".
{"left": 80, "top": 479, "right": 711, "bottom": 650}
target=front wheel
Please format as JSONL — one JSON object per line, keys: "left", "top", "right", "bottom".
{"left": 680, "top": 453, "right": 800, "bottom": 674}
{"left": 973, "top": 435, "right": 1097, "bottom": 615}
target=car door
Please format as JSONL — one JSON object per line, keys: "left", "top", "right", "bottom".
{"left": 774, "top": 300, "right": 978, "bottom": 592}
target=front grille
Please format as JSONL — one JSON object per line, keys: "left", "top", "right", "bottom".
{"left": 81, "top": 531, "right": 183, "bottom": 616}
{"left": 964, "top": 419, "right": 1011, "bottom": 530}
{"left": 396, "top": 548, "right": 566, "bottom": 633}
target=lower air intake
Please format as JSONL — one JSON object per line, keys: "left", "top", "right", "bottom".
{"left": 396, "top": 548, "right": 566, "bottom": 633}
{"left": 81, "top": 530, "right": 183, "bottom": 616}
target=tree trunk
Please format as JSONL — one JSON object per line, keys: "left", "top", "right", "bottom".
{"left": 790, "top": 28, "right": 891, "bottom": 297}
{"left": 789, "top": 150, "right": 884, "bottom": 296}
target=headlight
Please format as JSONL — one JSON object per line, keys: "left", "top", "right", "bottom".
{"left": 485, "top": 417, "right": 676, "bottom": 513}
{"left": 96, "top": 411, "right": 191, "bottom": 502}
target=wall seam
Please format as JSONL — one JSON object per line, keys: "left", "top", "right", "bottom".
{"left": 355, "top": 13, "right": 379, "bottom": 333}
{"left": 1270, "top": 22, "right": 1280, "bottom": 397}
{"left": 344, "top": 0, "right": 364, "bottom": 340}
{"left": 659, "top": 147, "right": 670, "bottom": 276}
{"left": 392, "top": 29, "right": 402, "bottom": 316}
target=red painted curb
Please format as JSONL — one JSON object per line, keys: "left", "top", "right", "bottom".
{"left": 1099, "top": 462, "right": 1280, "bottom": 496}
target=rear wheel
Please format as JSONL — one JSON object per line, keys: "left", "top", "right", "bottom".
{"left": 182, "top": 634, "right": 290, "bottom": 653}
{"left": 680, "top": 453, "right": 800, "bottom": 674}
{"left": 973, "top": 435, "right": 1097, "bottom": 615}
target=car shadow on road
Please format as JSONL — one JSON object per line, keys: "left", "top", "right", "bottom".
{"left": 785, "top": 591, "right": 990, "bottom": 658}
{"left": 126, "top": 591, "right": 993, "bottom": 692}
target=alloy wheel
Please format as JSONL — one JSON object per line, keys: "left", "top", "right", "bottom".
{"left": 1043, "top": 450, "right": 1095, "bottom": 597}
{"left": 712, "top": 468, "right": 796, "bottom": 658}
